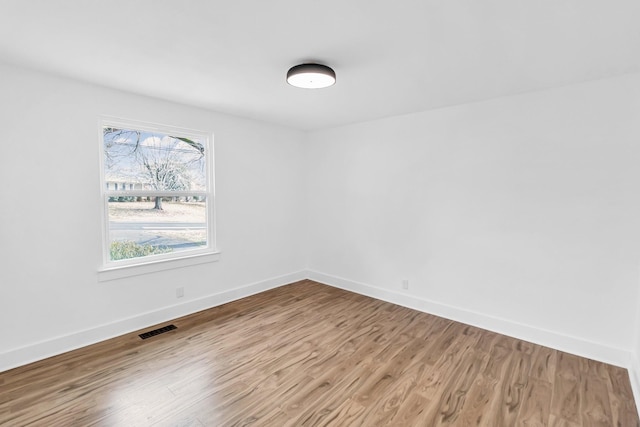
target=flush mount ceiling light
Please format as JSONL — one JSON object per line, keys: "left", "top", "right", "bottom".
{"left": 287, "top": 63, "right": 336, "bottom": 89}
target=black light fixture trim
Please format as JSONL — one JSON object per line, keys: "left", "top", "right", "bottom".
{"left": 287, "top": 63, "right": 336, "bottom": 89}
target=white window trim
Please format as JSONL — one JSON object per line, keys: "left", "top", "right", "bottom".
{"left": 98, "top": 251, "right": 220, "bottom": 282}
{"left": 98, "top": 116, "right": 218, "bottom": 281}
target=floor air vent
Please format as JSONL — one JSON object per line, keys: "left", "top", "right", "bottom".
{"left": 139, "top": 324, "right": 177, "bottom": 340}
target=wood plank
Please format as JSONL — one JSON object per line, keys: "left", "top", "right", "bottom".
{"left": 580, "top": 373, "right": 612, "bottom": 427}
{"left": 481, "top": 350, "right": 533, "bottom": 426}
{"left": 551, "top": 352, "right": 584, "bottom": 425}
{"left": 529, "top": 346, "right": 558, "bottom": 383}
{"left": 515, "top": 377, "right": 553, "bottom": 427}
{"left": 422, "top": 348, "right": 486, "bottom": 425}
{"left": 605, "top": 364, "right": 640, "bottom": 427}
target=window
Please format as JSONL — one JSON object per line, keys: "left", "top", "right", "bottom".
{"left": 99, "top": 118, "right": 216, "bottom": 277}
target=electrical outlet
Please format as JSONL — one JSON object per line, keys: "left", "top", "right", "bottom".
{"left": 176, "top": 287, "right": 184, "bottom": 298}
{"left": 402, "top": 279, "right": 409, "bottom": 290}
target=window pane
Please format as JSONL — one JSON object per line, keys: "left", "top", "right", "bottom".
{"left": 108, "top": 198, "right": 207, "bottom": 262}
{"left": 103, "top": 127, "right": 206, "bottom": 192}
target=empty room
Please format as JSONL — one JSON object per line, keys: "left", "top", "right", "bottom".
{"left": 1, "top": 1, "right": 640, "bottom": 426}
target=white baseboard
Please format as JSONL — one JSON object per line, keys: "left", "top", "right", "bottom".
{"left": 0, "top": 271, "right": 307, "bottom": 373}
{"left": 307, "top": 270, "right": 633, "bottom": 369}
{"left": 3, "top": 267, "right": 636, "bottom": 388}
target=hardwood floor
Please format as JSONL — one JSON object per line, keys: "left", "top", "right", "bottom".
{"left": 1, "top": 280, "right": 638, "bottom": 426}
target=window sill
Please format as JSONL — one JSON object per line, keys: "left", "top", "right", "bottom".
{"left": 98, "top": 251, "right": 220, "bottom": 282}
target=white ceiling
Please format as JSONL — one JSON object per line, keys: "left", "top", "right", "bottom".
{"left": 1, "top": 1, "right": 639, "bottom": 130}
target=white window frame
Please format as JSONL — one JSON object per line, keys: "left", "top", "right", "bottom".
{"left": 98, "top": 117, "right": 218, "bottom": 281}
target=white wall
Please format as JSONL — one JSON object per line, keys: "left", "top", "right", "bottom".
{"left": 306, "top": 74, "right": 640, "bottom": 366}
{"left": 634, "top": 286, "right": 640, "bottom": 396}
{"left": 0, "top": 63, "right": 307, "bottom": 370}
